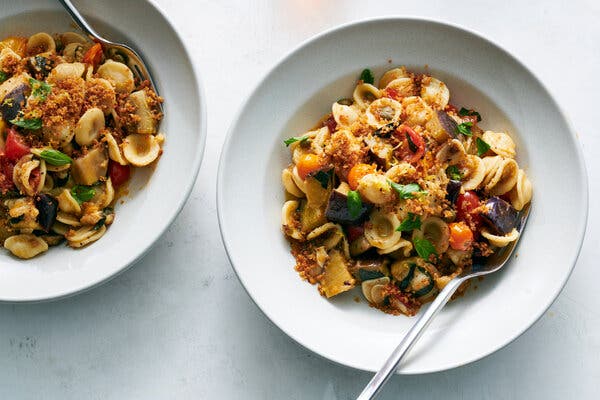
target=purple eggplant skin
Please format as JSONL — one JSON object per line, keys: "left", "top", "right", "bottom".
{"left": 325, "top": 190, "right": 371, "bottom": 225}
{"left": 481, "top": 196, "right": 518, "bottom": 235}
{"left": 34, "top": 194, "right": 58, "bottom": 233}
{"left": 446, "top": 180, "right": 462, "bottom": 204}
{"left": 436, "top": 110, "right": 458, "bottom": 138}
{"left": 0, "top": 83, "right": 29, "bottom": 123}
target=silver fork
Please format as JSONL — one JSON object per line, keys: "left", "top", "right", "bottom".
{"left": 357, "top": 204, "right": 531, "bottom": 400}
{"left": 57, "top": 0, "right": 161, "bottom": 97}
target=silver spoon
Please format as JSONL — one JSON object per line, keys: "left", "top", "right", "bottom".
{"left": 357, "top": 204, "right": 531, "bottom": 400}
{"left": 57, "top": 0, "right": 160, "bottom": 97}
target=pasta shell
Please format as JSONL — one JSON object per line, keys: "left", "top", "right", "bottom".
{"left": 332, "top": 102, "right": 359, "bottom": 128}
{"left": 75, "top": 107, "right": 104, "bottom": 146}
{"left": 461, "top": 155, "right": 485, "bottom": 191}
{"left": 383, "top": 77, "right": 416, "bottom": 98}
{"left": 319, "top": 249, "right": 355, "bottom": 298}
{"left": 13, "top": 155, "right": 44, "bottom": 196}
{"left": 51, "top": 221, "right": 69, "bottom": 236}
{"left": 482, "top": 156, "right": 518, "bottom": 195}
{"left": 104, "top": 131, "right": 128, "bottom": 165}
{"left": 365, "top": 98, "right": 402, "bottom": 128}
{"left": 357, "top": 173, "right": 395, "bottom": 205}
{"left": 290, "top": 165, "right": 307, "bottom": 194}
{"left": 508, "top": 169, "right": 532, "bottom": 211}
{"left": 412, "top": 216, "right": 450, "bottom": 254}
{"left": 361, "top": 276, "right": 390, "bottom": 303}
{"left": 91, "top": 178, "right": 114, "bottom": 209}
{"left": 436, "top": 139, "right": 466, "bottom": 165}
{"left": 67, "top": 225, "right": 107, "bottom": 248}
{"left": 353, "top": 83, "right": 381, "bottom": 109}
{"left": 97, "top": 60, "right": 134, "bottom": 93}
{"left": 59, "top": 32, "right": 88, "bottom": 46}
{"left": 377, "top": 237, "right": 413, "bottom": 256}
{"left": 62, "top": 43, "right": 86, "bottom": 63}
{"left": 57, "top": 189, "right": 82, "bottom": 215}
{"left": 401, "top": 96, "right": 434, "bottom": 127}
{"left": 420, "top": 76, "right": 450, "bottom": 110}
{"left": 0, "top": 47, "right": 21, "bottom": 70}
{"left": 48, "top": 62, "right": 85, "bottom": 83}
{"left": 363, "top": 135, "right": 393, "bottom": 169}
{"left": 282, "top": 168, "right": 304, "bottom": 198}
{"left": 281, "top": 200, "right": 302, "bottom": 240}
{"left": 127, "top": 90, "right": 157, "bottom": 134}
{"left": 26, "top": 32, "right": 55, "bottom": 55}
{"left": 385, "top": 163, "right": 416, "bottom": 181}
{"left": 481, "top": 228, "right": 519, "bottom": 247}
{"left": 122, "top": 134, "right": 161, "bottom": 166}
{"left": 4, "top": 234, "right": 48, "bottom": 259}
{"left": 364, "top": 210, "right": 401, "bottom": 250}
{"left": 482, "top": 130, "right": 516, "bottom": 158}
{"left": 56, "top": 211, "right": 81, "bottom": 227}
{"left": 379, "top": 67, "right": 410, "bottom": 89}
{"left": 307, "top": 222, "right": 345, "bottom": 250}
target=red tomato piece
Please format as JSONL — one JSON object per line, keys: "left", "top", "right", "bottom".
{"left": 108, "top": 161, "right": 131, "bottom": 187}
{"left": 383, "top": 87, "right": 401, "bottom": 101}
{"left": 4, "top": 129, "right": 30, "bottom": 161}
{"left": 394, "top": 125, "right": 425, "bottom": 164}
{"left": 323, "top": 115, "right": 337, "bottom": 133}
{"left": 82, "top": 43, "right": 103, "bottom": 68}
{"left": 456, "top": 191, "right": 482, "bottom": 231}
{"left": 346, "top": 224, "right": 364, "bottom": 243}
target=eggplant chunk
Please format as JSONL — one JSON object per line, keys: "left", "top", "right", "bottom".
{"left": 436, "top": 110, "right": 458, "bottom": 138}
{"left": 481, "top": 196, "right": 518, "bottom": 235}
{"left": 325, "top": 190, "right": 371, "bottom": 225}
{"left": 0, "top": 83, "right": 30, "bottom": 122}
{"left": 34, "top": 194, "right": 58, "bottom": 233}
{"left": 71, "top": 147, "right": 109, "bottom": 185}
{"left": 446, "top": 179, "right": 461, "bottom": 204}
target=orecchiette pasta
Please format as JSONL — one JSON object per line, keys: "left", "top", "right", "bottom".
{"left": 281, "top": 66, "right": 532, "bottom": 316}
{"left": 0, "top": 31, "right": 164, "bottom": 259}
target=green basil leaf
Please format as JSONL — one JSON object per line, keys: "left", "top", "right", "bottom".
{"left": 476, "top": 137, "right": 491, "bottom": 156}
{"left": 413, "top": 237, "right": 437, "bottom": 260}
{"left": 312, "top": 170, "right": 331, "bottom": 189}
{"left": 29, "top": 77, "right": 52, "bottom": 101}
{"left": 458, "top": 107, "right": 482, "bottom": 122}
{"left": 10, "top": 117, "right": 42, "bottom": 130}
{"left": 0, "top": 71, "right": 7, "bottom": 84}
{"left": 456, "top": 122, "right": 473, "bottom": 137}
{"left": 283, "top": 135, "right": 310, "bottom": 147}
{"left": 359, "top": 68, "right": 374, "bottom": 85}
{"left": 397, "top": 213, "right": 422, "bottom": 232}
{"left": 70, "top": 185, "right": 95, "bottom": 204}
{"left": 347, "top": 190, "right": 363, "bottom": 219}
{"left": 388, "top": 181, "right": 427, "bottom": 199}
{"left": 446, "top": 165, "right": 462, "bottom": 181}
{"left": 39, "top": 149, "right": 72, "bottom": 166}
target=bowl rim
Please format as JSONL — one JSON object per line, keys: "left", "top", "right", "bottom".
{"left": 0, "top": 0, "right": 207, "bottom": 303}
{"left": 217, "top": 15, "right": 589, "bottom": 373}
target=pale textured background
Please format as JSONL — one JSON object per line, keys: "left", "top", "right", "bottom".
{"left": 1, "top": 0, "right": 599, "bottom": 399}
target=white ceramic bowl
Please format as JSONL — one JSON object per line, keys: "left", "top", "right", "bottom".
{"left": 218, "top": 18, "right": 588, "bottom": 373}
{"left": 0, "top": 0, "right": 206, "bottom": 301}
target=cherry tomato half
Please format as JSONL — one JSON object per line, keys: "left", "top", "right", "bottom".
{"left": 108, "top": 161, "right": 131, "bottom": 188}
{"left": 4, "top": 129, "right": 30, "bottom": 161}
{"left": 455, "top": 191, "right": 482, "bottom": 231}
{"left": 394, "top": 125, "right": 425, "bottom": 164}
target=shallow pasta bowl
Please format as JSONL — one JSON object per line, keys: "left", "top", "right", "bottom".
{"left": 217, "top": 17, "right": 588, "bottom": 373}
{"left": 0, "top": 0, "right": 206, "bottom": 301}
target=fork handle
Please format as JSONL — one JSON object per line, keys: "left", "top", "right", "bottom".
{"left": 356, "top": 277, "right": 465, "bottom": 400}
{"left": 57, "top": 0, "right": 107, "bottom": 43}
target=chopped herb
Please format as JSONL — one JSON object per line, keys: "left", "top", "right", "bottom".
{"left": 347, "top": 190, "right": 363, "bottom": 219}
{"left": 39, "top": 149, "right": 72, "bottom": 166}
{"left": 359, "top": 269, "right": 385, "bottom": 281}
{"left": 458, "top": 107, "right": 482, "bottom": 122}
{"left": 397, "top": 213, "right": 422, "bottom": 232}
{"left": 283, "top": 135, "right": 310, "bottom": 147}
{"left": 405, "top": 132, "right": 418, "bottom": 152}
{"left": 476, "top": 137, "right": 491, "bottom": 156}
{"left": 413, "top": 237, "right": 437, "bottom": 260}
{"left": 388, "top": 181, "right": 427, "bottom": 199}
{"left": 446, "top": 165, "right": 462, "bottom": 181}
{"left": 93, "top": 217, "right": 106, "bottom": 230}
{"left": 0, "top": 71, "right": 7, "bottom": 83}
{"left": 359, "top": 68, "right": 374, "bottom": 85}
{"left": 312, "top": 170, "right": 331, "bottom": 189}
{"left": 456, "top": 122, "right": 473, "bottom": 137}
{"left": 29, "top": 78, "right": 52, "bottom": 101}
{"left": 70, "top": 185, "right": 95, "bottom": 204}
{"left": 10, "top": 117, "right": 42, "bottom": 130}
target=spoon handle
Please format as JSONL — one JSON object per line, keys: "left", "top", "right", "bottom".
{"left": 57, "top": 0, "right": 106, "bottom": 42}
{"left": 356, "top": 277, "right": 465, "bottom": 400}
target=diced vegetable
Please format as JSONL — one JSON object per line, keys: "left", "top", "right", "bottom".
{"left": 436, "top": 110, "right": 458, "bottom": 138}
{"left": 319, "top": 249, "right": 355, "bottom": 298}
{"left": 456, "top": 191, "right": 482, "bottom": 230}
{"left": 448, "top": 221, "right": 474, "bottom": 251}
{"left": 445, "top": 179, "right": 461, "bottom": 204}
{"left": 0, "top": 83, "right": 30, "bottom": 123}
{"left": 394, "top": 125, "right": 425, "bottom": 164}
{"left": 108, "top": 160, "right": 131, "bottom": 188}
{"left": 346, "top": 224, "right": 364, "bottom": 242}
{"left": 27, "top": 55, "right": 53, "bottom": 79}
{"left": 481, "top": 196, "right": 518, "bottom": 235}
{"left": 34, "top": 193, "right": 58, "bottom": 232}
{"left": 312, "top": 169, "right": 331, "bottom": 189}
{"left": 3, "top": 129, "right": 30, "bottom": 161}
{"left": 325, "top": 190, "right": 370, "bottom": 225}
{"left": 296, "top": 153, "right": 322, "bottom": 180}
{"left": 347, "top": 163, "right": 375, "bottom": 190}
{"left": 82, "top": 43, "right": 103, "bottom": 68}
{"left": 71, "top": 147, "right": 108, "bottom": 185}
